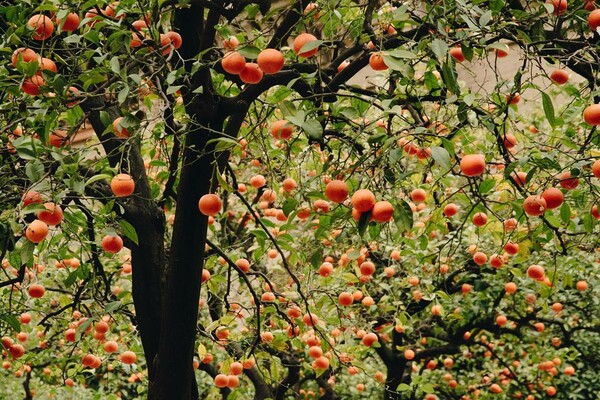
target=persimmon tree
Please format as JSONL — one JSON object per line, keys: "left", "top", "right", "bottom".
{"left": 1, "top": 1, "right": 599, "bottom": 400}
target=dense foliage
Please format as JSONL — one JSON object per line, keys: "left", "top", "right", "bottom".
{"left": 0, "top": 0, "right": 599, "bottom": 399}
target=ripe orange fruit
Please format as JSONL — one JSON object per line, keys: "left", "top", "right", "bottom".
{"left": 10, "top": 344, "right": 25, "bottom": 359}
{"left": 503, "top": 218, "right": 518, "bottom": 231}
{"left": 111, "top": 174, "right": 135, "bottom": 197}
{"left": 313, "top": 355, "right": 329, "bottom": 369}
{"left": 369, "top": 52, "right": 388, "bottom": 71}
{"left": 28, "top": 14, "right": 54, "bottom": 40}
{"left": 404, "top": 349, "right": 415, "bottom": 360}
{"left": 592, "top": 159, "right": 600, "bottom": 178}
{"left": 351, "top": 189, "right": 376, "bottom": 212}
{"left": 21, "top": 190, "right": 44, "bottom": 207}
{"left": 101, "top": 235, "right": 124, "bottom": 253}
{"left": 214, "top": 374, "right": 228, "bottom": 388}
{"left": 489, "top": 254, "right": 503, "bottom": 268}
{"left": 223, "top": 36, "right": 239, "bottom": 51}
{"left": 236, "top": 258, "right": 250, "bottom": 272}
{"left": 103, "top": 340, "right": 118, "bottom": 353}
{"left": 490, "top": 383, "right": 503, "bottom": 394}
{"left": 496, "top": 315, "right": 508, "bottom": 326}
{"left": 523, "top": 195, "right": 547, "bottom": 216}
{"left": 26, "top": 220, "right": 49, "bottom": 243}
{"left": 449, "top": 47, "right": 465, "bottom": 62}
{"left": 541, "top": 187, "right": 563, "bottom": 209}
{"left": 359, "top": 261, "right": 376, "bottom": 276}
{"left": 120, "top": 351, "right": 137, "bottom": 365}
{"left": 338, "top": 292, "right": 354, "bottom": 306}
{"left": 221, "top": 52, "right": 246, "bottom": 75}
{"left": 504, "top": 242, "right": 519, "bottom": 255}
{"left": 165, "top": 31, "right": 182, "bottom": 49}
{"left": 472, "top": 212, "right": 488, "bottom": 226}
{"left": 37, "top": 203, "right": 63, "bottom": 226}
{"left": 293, "top": 33, "right": 319, "bottom": 58}
{"left": 325, "top": 180, "right": 349, "bottom": 203}
{"left": 257, "top": 49, "right": 285, "bottom": 74}
{"left": 557, "top": 171, "right": 579, "bottom": 190}
{"left": 371, "top": 201, "right": 394, "bottom": 222}
{"left": 39, "top": 57, "right": 57, "bottom": 73}
{"left": 506, "top": 92, "right": 521, "bottom": 104}
{"left": 410, "top": 188, "right": 427, "bottom": 203}
{"left": 583, "top": 104, "right": 600, "bottom": 125}
{"left": 282, "top": 178, "right": 297, "bottom": 192}
{"left": 57, "top": 12, "right": 80, "bottom": 32}
{"left": 576, "top": 280, "right": 588, "bottom": 291}
{"left": 239, "top": 63, "right": 263, "bottom": 84}
{"left": 590, "top": 9, "right": 600, "bottom": 31}
{"left": 198, "top": 194, "right": 222, "bottom": 216}
{"left": 505, "top": 282, "right": 517, "bottom": 294}
{"left": 527, "top": 264, "right": 545, "bottom": 281}
{"left": 271, "top": 120, "right": 293, "bottom": 139}
{"left": 112, "top": 117, "right": 130, "bottom": 138}
{"left": 22, "top": 75, "right": 45, "bottom": 96}
{"left": 318, "top": 262, "right": 333, "bottom": 277}
{"left": 95, "top": 321, "right": 109, "bottom": 334}
{"left": 159, "top": 34, "right": 173, "bottom": 55}
{"left": 303, "top": 313, "right": 319, "bottom": 326}
{"left": 361, "top": 332, "right": 378, "bottom": 347}
{"left": 550, "top": 69, "right": 569, "bottom": 84}
{"left": 547, "top": 0, "right": 567, "bottom": 15}
{"left": 11, "top": 48, "right": 38, "bottom": 67}
{"left": 250, "top": 175, "right": 266, "bottom": 188}
{"left": 472, "top": 251, "right": 487, "bottom": 266}
{"left": 443, "top": 203, "right": 458, "bottom": 217}
{"left": 460, "top": 154, "right": 486, "bottom": 177}
{"left": 564, "top": 366, "right": 575, "bottom": 375}
{"left": 28, "top": 284, "right": 45, "bottom": 298}
{"left": 230, "top": 362, "right": 244, "bottom": 375}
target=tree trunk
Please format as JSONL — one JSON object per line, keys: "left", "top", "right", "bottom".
{"left": 149, "top": 100, "right": 222, "bottom": 399}
{"left": 384, "top": 359, "right": 408, "bottom": 400}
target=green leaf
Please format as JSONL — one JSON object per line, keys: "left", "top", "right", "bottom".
{"left": 298, "top": 40, "right": 323, "bottom": 57}
{"left": 110, "top": 56, "right": 120, "bottom": 74}
{"left": 441, "top": 62, "right": 460, "bottom": 95}
{"left": 430, "top": 39, "right": 448, "bottom": 62}
{"left": 64, "top": 270, "right": 79, "bottom": 287}
{"left": 198, "top": 343, "right": 207, "bottom": 359}
{"left": 282, "top": 198, "right": 299, "bottom": 217}
{"left": 237, "top": 46, "right": 261, "bottom": 59}
{"left": 105, "top": 301, "right": 122, "bottom": 313}
{"left": 430, "top": 146, "right": 451, "bottom": 170}
{"left": 1, "top": 315, "right": 20, "bottom": 332}
{"left": 478, "top": 179, "right": 496, "bottom": 194}
{"left": 387, "top": 49, "right": 418, "bottom": 59}
{"left": 119, "top": 220, "right": 139, "bottom": 245}
{"left": 397, "top": 383, "right": 411, "bottom": 392}
{"left": 117, "top": 86, "right": 129, "bottom": 104}
{"left": 25, "top": 159, "right": 44, "bottom": 183}
{"left": 542, "top": 92, "right": 556, "bottom": 127}
{"left": 559, "top": 202, "right": 571, "bottom": 224}
{"left": 85, "top": 174, "right": 112, "bottom": 187}
{"left": 99, "top": 111, "right": 111, "bottom": 128}
{"left": 20, "top": 240, "right": 35, "bottom": 264}
{"left": 302, "top": 119, "right": 323, "bottom": 140}
{"left": 479, "top": 10, "right": 492, "bottom": 27}
{"left": 76, "top": 318, "right": 92, "bottom": 338}
{"left": 394, "top": 200, "right": 413, "bottom": 232}
{"left": 358, "top": 211, "right": 371, "bottom": 237}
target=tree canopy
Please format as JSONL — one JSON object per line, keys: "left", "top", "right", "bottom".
{"left": 0, "top": 1, "right": 599, "bottom": 399}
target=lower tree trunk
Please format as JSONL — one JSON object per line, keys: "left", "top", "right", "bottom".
{"left": 149, "top": 104, "right": 221, "bottom": 400}
{"left": 129, "top": 206, "right": 165, "bottom": 384}
{"left": 384, "top": 360, "right": 408, "bottom": 400}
